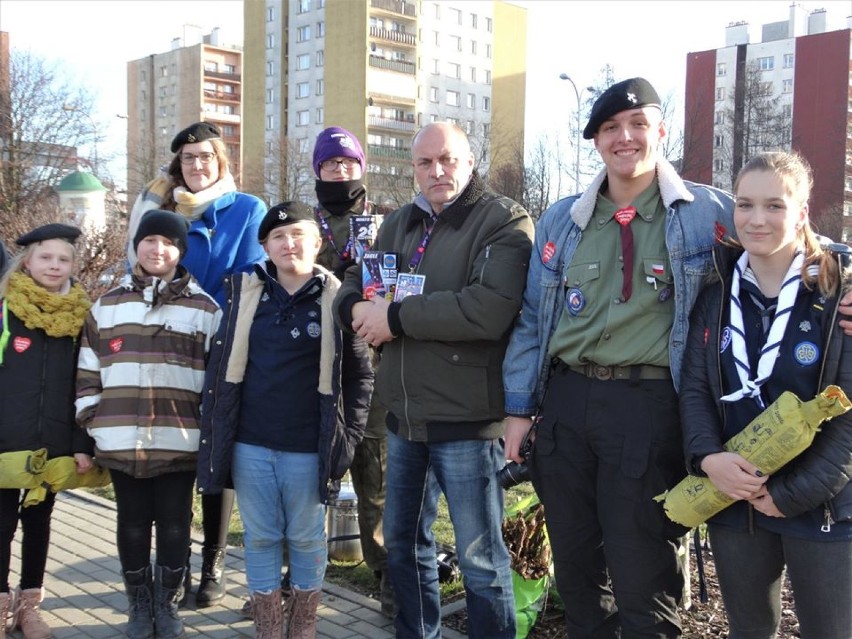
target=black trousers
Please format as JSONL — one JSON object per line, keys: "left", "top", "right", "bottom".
{"left": 529, "top": 366, "right": 688, "bottom": 639}
{"left": 0, "top": 488, "right": 56, "bottom": 591}
{"left": 111, "top": 469, "right": 196, "bottom": 573}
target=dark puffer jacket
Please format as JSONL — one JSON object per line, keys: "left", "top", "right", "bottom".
{"left": 679, "top": 244, "right": 852, "bottom": 526}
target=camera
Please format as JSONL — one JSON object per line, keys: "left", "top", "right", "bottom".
{"left": 497, "top": 432, "right": 534, "bottom": 490}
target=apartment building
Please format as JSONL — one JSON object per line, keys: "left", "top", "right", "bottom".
{"left": 683, "top": 4, "right": 852, "bottom": 239}
{"left": 241, "top": 0, "right": 527, "bottom": 211}
{"left": 126, "top": 26, "right": 243, "bottom": 199}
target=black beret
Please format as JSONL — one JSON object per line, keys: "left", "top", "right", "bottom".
{"left": 258, "top": 201, "right": 318, "bottom": 242}
{"left": 16, "top": 223, "right": 82, "bottom": 247}
{"left": 133, "top": 209, "right": 189, "bottom": 257}
{"left": 170, "top": 122, "right": 222, "bottom": 153}
{"left": 583, "top": 77, "right": 661, "bottom": 139}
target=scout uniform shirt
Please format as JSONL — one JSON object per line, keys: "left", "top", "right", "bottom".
{"left": 547, "top": 181, "right": 674, "bottom": 368}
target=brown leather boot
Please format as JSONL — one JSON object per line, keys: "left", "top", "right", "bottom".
{"left": 252, "top": 589, "right": 284, "bottom": 639}
{"left": 13, "top": 588, "right": 51, "bottom": 639}
{"left": 286, "top": 587, "right": 320, "bottom": 639}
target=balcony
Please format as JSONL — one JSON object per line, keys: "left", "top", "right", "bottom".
{"left": 368, "top": 115, "right": 415, "bottom": 133}
{"left": 368, "top": 55, "right": 415, "bottom": 76}
{"left": 368, "top": 144, "right": 411, "bottom": 160}
{"left": 370, "top": 26, "right": 416, "bottom": 47}
{"left": 203, "top": 89, "right": 241, "bottom": 102}
{"left": 370, "top": 0, "right": 416, "bottom": 17}
{"left": 204, "top": 70, "right": 241, "bottom": 82}
{"left": 369, "top": 91, "right": 416, "bottom": 107}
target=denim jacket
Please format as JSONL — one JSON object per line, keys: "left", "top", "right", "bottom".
{"left": 503, "top": 159, "right": 734, "bottom": 416}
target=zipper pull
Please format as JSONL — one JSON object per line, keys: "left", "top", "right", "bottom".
{"left": 822, "top": 507, "right": 834, "bottom": 533}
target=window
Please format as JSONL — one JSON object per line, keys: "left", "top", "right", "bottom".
{"left": 297, "top": 54, "right": 310, "bottom": 70}
{"left": 267, "top": 34, "right": 275, "bottom": 48}
{"left": 429, "top": 114, "right": 439, "bottom": 123}
{"left": 757, "top": 56, "right": 774, "bottom": 71}
{"left": 485, "top": 70, "right": 491, "bottom": 85}
{"left": 432, "top": 59, "right": 440, "bottom": 74}
{"left": 486, "top": 17, "right": 493, "bottom": 32}
{"left": 483, "top": 123, "right": 491, "bottom": 137}
{"left": 470, "top": 13, "right": 478, "bottom": 28}
{"left": 714, "top": 158, "right": 724, "bottom": 171}
{"left": 467, "top": 93, "right": 475, "bottom": 109}
{"left": 299, "top": 138, "right": 310, "bottom": 153}
{"left": 159, "top": 106, "right": 167, "bottom": 117}
{"left": 717, "top": 62, "right": 726, "bottom": 77}
{"left": 298, "top": 0, "right": 310, "bottom": 13}
{"left": 266, "top": 115, "right": 274, "bottom": 130}
{"left": 316, "top": 107, "right": 324, "bottom": 124}
{"left": 429, "top": 87, "right": 439, "bottom": 103}
{"left": 449, "top": 62, "right": 461, "bottom": 79}
{"left": 433, "top": 31, "right": 440, "bottom": 45}
{"left": 486, "top": 44, "right": 492, "bottom": 58}
{"left": 782, "top": 79, "right": 793, "bottom": 93}
{"left": 296, "top": 82, "right": 310, "bottom": 98}
{"left": 466, "top": 120, "right": 474, "bottom": 134}
{"left": 450, "top": 35, "right": 461, "bottom": 51}
{"left": 433, "top": 3, "right": 440, "bottom": 18}
{"left": 783, "top": 104, "right": 792, "bottom": 118}
{"left": 316, "top": 79, "right": 324, "bottom": 95}
{"left": 317, "top": 21, "right": 325, "bottom": 37}
{"left": 715, "top": 87, "right": 725, "bottom": 101}
{"left": 471, "top": 40, "right": 477, "bottom": 55}
{"left": 297, "top": 110, "right": 310, "bottom": 126}
{"left": 297, "top": 25, "right": 311, "bottom": 42}
{"left": 160, "top": 65, "right": 168, "bottom": 77}
{"left": 447, "top": 90, "right": 460, "bottom": 107}
{"left": 224, "top": 64, "right": 236, "bottom": 74}
{"left": 266, "top": 88, "right": 274, "bottom": 104}
{"left": 714, "top": 134, "right": 723, "bottom": 148}
{"left": 450, "top": 8, "right": 462, "bottom": 25}
{"left": 482, "top": 96, "right": 490, "bottom": 111}
{"left": 266, "top": 6, "right": 274, "bottom": 21}
{"left": 316, "top": 50, "right": 324, "bottom": 66}
{"left": 223, "top": 125, "right": 235, "bottom": 136}
{"left": 783, "top": 53, "right": 794, "bottom": 68}
{"left": 470, "top": 67, "right": 476, "bottom": 82}
{"left": 714, "top": 111, "right": 724, "bottom": 125}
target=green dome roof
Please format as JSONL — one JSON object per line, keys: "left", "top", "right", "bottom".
{"left": 56, "top": 171, "right": 107, "bottom": 192}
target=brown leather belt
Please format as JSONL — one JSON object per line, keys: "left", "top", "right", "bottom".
{"left": 567, "top": 362, "right": 672, "bottom": 381}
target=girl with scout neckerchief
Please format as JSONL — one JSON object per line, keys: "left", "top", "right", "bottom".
{"left": 679, "top": 151, "right": 852, "bottom": 639}
{"left": 0, "top": 224, "right": 92, "bottom": 639}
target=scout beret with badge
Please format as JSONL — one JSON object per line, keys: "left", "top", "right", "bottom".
{"left": 258, "top": 201, "right": 318, "bottom": 242}
{"left": 583, "top": 77, "right": 661, "bottom": 139}
{"left": 170, "top": 122, "right": 222, "bottom": 153}
{"left": 16, "top": 223, "right": 82, "bottom": 247}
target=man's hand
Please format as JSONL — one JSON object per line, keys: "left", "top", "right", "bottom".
{"left": 504, "top": 416, "right": 534, "bottom": 463}
{"left": 748, "top": 485, "right": 785, "bottom": 518}
{"left": 838, "top": 291, "right": 852, "bottom": 336}
{"left": 701, "top": 452, "right": 768, "bottom": 501}
{"left": 352, "top": 297, "right": 394, "bottom": 347}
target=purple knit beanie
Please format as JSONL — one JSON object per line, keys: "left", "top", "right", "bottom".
{"left": 312, "top": 127, "right": 366, "bottom": 177}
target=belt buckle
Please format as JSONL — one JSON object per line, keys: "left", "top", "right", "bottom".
{"left": 592, "top": 364, "right": 612, "bottom": 380}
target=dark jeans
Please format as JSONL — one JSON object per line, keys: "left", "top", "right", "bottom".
{"left": 0, "top": 488, "right": 56, "bottom": 592}
{"left": 529, "top": 367, "right": 688, "bottom": 639}
{"left": 111, "top": 469, "right": 195, "bottom": 573}
{"left": 709, "top": 523, "right": 852, "bottom": 639}
{"left": 349, "top": 435, "right": 388, "bottom": 573}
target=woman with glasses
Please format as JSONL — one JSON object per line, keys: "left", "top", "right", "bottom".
{"left": 126, "top": 122, "right": 266, "bottom": 610}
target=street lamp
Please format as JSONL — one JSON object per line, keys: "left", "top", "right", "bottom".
{"left": 558, "top": 74, "right": 594, "bottom": 193}
{"left": 62, "top": 104, "right": 99, "bottom": 174}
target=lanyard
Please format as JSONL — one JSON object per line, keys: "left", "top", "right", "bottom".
{"left": 407, "top": 216, "right": 438, "bottom": 273}
{"left": 315, "top": 208, "right": 354, "bottom": 261}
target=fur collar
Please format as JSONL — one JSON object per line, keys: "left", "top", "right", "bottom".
{"left": 408, "top": 171, "right": 486, "bottom": 231}
{"left": 569, "top": 158, "right": 694, "bottom": 230}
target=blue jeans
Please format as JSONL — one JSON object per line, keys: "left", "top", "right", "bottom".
{"left": 384, "top": 432, "right": 515, "bottom": 639}
{"left": 231, "top": 442, "right": 327, "bottom": 592}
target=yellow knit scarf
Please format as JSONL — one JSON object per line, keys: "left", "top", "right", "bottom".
{"left": 5, "top": 273, "right": 91, "bottom": 338}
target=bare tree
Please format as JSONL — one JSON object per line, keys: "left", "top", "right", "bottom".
{"left": 523, "top": 135, "right": 558, "bottom": 220}
{"left": 261, "top": 133, "right": 314, "bottom": 205}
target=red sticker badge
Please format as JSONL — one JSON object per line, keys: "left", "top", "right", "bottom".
{"left": 12, "top": 336, "right": 31, "bottom": 353}
{"left": 542, "top": 241, "right": 556, "bottom": 264}
{"left": 109, "top": 338, "right": 124, "bottom": 353}
{"left": 714, "top": 221, "right": 728, "bottom": 243}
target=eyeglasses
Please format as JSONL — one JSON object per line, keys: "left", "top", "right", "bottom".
{"left": 320, "top": 157, "right": 359, "bottom": 171}
{"left": 179, "top": 152, "right": 216, "bottom": 165}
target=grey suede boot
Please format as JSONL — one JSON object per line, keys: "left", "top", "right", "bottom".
{"left": 122, "top": 566, "right": 154, "bottom": 639}
{"left": 153, "top": 566, "right": 186, "bottom": 639}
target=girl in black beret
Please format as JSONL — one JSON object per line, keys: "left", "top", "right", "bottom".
{"left": 0, "top": 224, "right": 93, "bottom": 639}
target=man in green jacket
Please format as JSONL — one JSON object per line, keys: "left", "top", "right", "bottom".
{"left": 333, "top": 122, "right": 534, "bottom": 639}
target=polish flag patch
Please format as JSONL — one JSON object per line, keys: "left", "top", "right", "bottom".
{"left": 13, "top": 337, "right": 31, "bottom": 353}
{"left": 652, "top": 263, "right": 665, "bottom": 275}
{"left": 109, "top": 338, "right": 124, "bottom": 353}
{"left": 542, "top": 241, "right": 556, "bottom": 264}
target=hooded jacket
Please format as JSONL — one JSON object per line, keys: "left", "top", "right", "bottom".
{"left": 680, "top": 243, "right": 852, "bottom": 530}
{"left": 197, "top": 264, "right": 372, "bottom": 503}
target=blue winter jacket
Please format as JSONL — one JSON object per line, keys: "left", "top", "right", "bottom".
{"left": 503, "top": 159, "right": 735, "bottom": 415}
